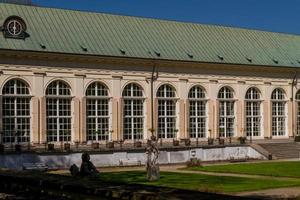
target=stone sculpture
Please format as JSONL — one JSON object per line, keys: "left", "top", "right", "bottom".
{"left": 146, "top": 135, "right": 160, "bottom": 181}
{"left": 70, "top": 152, "right": 99, "bottom": 177}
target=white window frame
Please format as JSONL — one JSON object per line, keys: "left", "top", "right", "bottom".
{"left": 2, "top": 79, "right": 31, "bottom": 144}
{"left": 86, "top": 82, "right": 110, "bottom": 142}
{"left": 122, "top": 83, "right": 144, "bottom": 140}
{"left": 271, "top": 88, "right": 287, "bottom": 137}
{"left": 245, "top": 87, "right": 262, "bottom": 138}
{"left": 218, "top": 87, "right": 235, "bottom": 138}
{"left": 189, "top": 86, "right": 207, "bottom": 138}
{"left": 46, "top": 81, "right": 72, "bottom": 142}
{"left": 157, "top": 84, "right": 177, "bottom": 139}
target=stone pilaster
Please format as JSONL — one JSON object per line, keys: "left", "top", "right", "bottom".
{"left": 287, "top": 100, "right": 294, "bottom": 137}
{"left": 236, "top": 100, "right": 243, "bottom": 137}
{"left": 73, "top": 97, "right": 80, "bottom": 142}
{"left": 111, "top": 98, "right": 119, "bottom": 141}
{"left": 145, "top": 98, "right": 151, "bottom": 139}
{"left": 40, "top": 96, "right": 47, "bottom": 143}
{"left": 31, "top": 97, "right": 39, "bottom": 143}
{"left": 215, "top": 100, "right": 220, "bottom": 138}
{"left": 178, "top": 99, "right": 185, "bottom": 139}
{"left": 185, "top": 100, "right": 190, "bottom": 138}
{"left": 263, "top": 100, "right": 271, "bottom": 138}
{"left": 81, "top": 97, "right": 87, "bottom": 143}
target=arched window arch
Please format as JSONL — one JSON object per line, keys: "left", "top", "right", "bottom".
{"left": 296, "top": 90, "right": 300, "bottom": 135}
{"left": 271, "top": 88, "right": 287, "bottom": 136}
{"left": 86, "top": 82, "right": 110, "bottom": 141}
{"left": 46, "top": 80, "right": 72, "bottom": 142}
{"left": 218, "top": 86, "right": 235, "bottom": 137}
{"left": 188, "top": 86, "right": 207, "bottom": 138}
{"left": 245, "top": 87, "right": 262, "bottom": 137}
{"left": 2, "top": 79, "right": 31, "bottom": 143}
{"left": 157, "top": 84, "right": 177, "bottom": 139}
{"left": 122, "top": 83, "right": 144, "bottom": 140}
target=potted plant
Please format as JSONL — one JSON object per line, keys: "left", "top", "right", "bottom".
{"left": 74, "top": 140, "right": 80, "bottom": 151}
{"left": 185, "top": 138, "right": 191, "bottom": 146}
{"left": 64, "top": 142, "right": 71, "bottom": 151}
{"left": 218, "top": 138, "right": 225, "bottom": 145}
{"left": 0, "top": 132, "right": 4, "bottom": 153}
{"left": 238, "top": 137, "right": 247, "bottom": 144}
{"left": 173, "top": 129, "right": 180, "bottom": 146}
{"left": 208, "top": 137, "right": 214, "bottom": 145}
{"left": 91, "top": 130, "right": 100, "bottom": 149}
{"left": 62, "top": 130, "right": 71, "bottom": 151}
{"left": 47, "top": 142, "right": 55, "bottom": 151}
{"left": 135, "top": 129, "right": 143, "bottom": 147}
{"left": 14, "top": 131, "right": 21, "bottom": 152}
{"left": 295, "top": 135, "right": 300, "bottom": 142}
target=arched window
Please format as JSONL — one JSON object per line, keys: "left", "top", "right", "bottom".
{"left": 46, "top": 81, "right": 71, "bottom": 142}
{"left": 2, "top": 79, "right": 31, "bottom": 143}
{"left": 86, "top": 82, "right": 110, "bottom": 141}
{"left": 296, "top": 90, "right": 300, "bottom": 135}
{"left": 189, "top": 86, "right": 206, "bottom": 138}
{"left": 122, "top": 83, "right": 144, "bottom": 140}
{"left": 271, "top": 88, "right": 286, "bottom": 136}
{"left": 218, "top": 86, "right": 235, "bottom": 137}
{"left": 157, "top": 84, "right": 177, "bottom": 139}
{"left": 245, "top": 88, "right": 262, "bottom": 137}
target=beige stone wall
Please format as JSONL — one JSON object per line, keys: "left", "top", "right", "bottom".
{"left": 0, "top": 53, "right": 298, "bottom": 144}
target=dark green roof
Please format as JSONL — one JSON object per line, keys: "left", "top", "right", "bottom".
{"left": 1, "top": 3, "right": 300, "bottom": 67}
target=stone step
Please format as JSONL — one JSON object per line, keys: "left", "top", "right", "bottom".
{"left": 258, "top": 142, "right": 300, "bottom": 159}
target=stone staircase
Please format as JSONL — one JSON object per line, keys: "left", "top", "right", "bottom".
{"left": 258, "top": 141, "right": 300, "bottom": 159}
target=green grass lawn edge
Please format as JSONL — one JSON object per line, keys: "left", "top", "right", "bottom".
{"left": 185, "top": 161, "right": 300, "bottom": 178}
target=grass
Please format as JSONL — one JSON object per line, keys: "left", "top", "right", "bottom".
{"left": 186, "top": 161, "right": 300, "bottom": 178}
{"left": 99, "top": 171, "right": 300, "bottom": 193}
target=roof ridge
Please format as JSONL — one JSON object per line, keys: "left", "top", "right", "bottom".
{"left": 0, "top": 2, "right": 299, "bottom": 38}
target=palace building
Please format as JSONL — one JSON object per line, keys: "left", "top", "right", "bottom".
{"left": 0, "top": 3, "right": 300, "bottom": 146}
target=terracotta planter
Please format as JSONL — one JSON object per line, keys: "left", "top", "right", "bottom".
{"left": 15, "top": 144, "right": 21, "bottom": 152}
{"left": 173, "top": 140, "right": 180, "bottom": 146}
{"left": 64, "top": 143, "right": 71, "bottom": 151}
{"left": 92, "top": 142, "right": 99, "bottom": 149}
{"left": 48, "top": 143, "right": 54, "bottom": 151}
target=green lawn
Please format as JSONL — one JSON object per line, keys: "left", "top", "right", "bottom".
{"left": 186, "top": 161, "right": 300, "bottom": 178}
{"left": 100, "top": 171, "right": 300, "bottom": 193}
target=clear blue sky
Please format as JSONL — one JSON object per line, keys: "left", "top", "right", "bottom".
{"left": 32, "top": 0, "right": 300, "bottom": 35}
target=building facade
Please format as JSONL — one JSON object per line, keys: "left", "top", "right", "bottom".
{"left": 0, "top": 3, "right": 300, "bottom": 145}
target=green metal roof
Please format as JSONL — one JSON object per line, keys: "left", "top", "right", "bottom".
{"left": 1, "top": 3, "right": 300, "bottom": 68}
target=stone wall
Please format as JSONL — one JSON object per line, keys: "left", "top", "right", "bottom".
{"left": 0, "top": 146, "right": 265, "bottom": 170}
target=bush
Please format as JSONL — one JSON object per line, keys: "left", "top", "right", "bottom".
{"left": 238, "top": 137, "right": 247, "bottom": 144}
{"left": 187, "top": 158, "right": 202, "bottom": 167}
{"left": 295, "top": 136, "right": 300, "bottom": 142}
